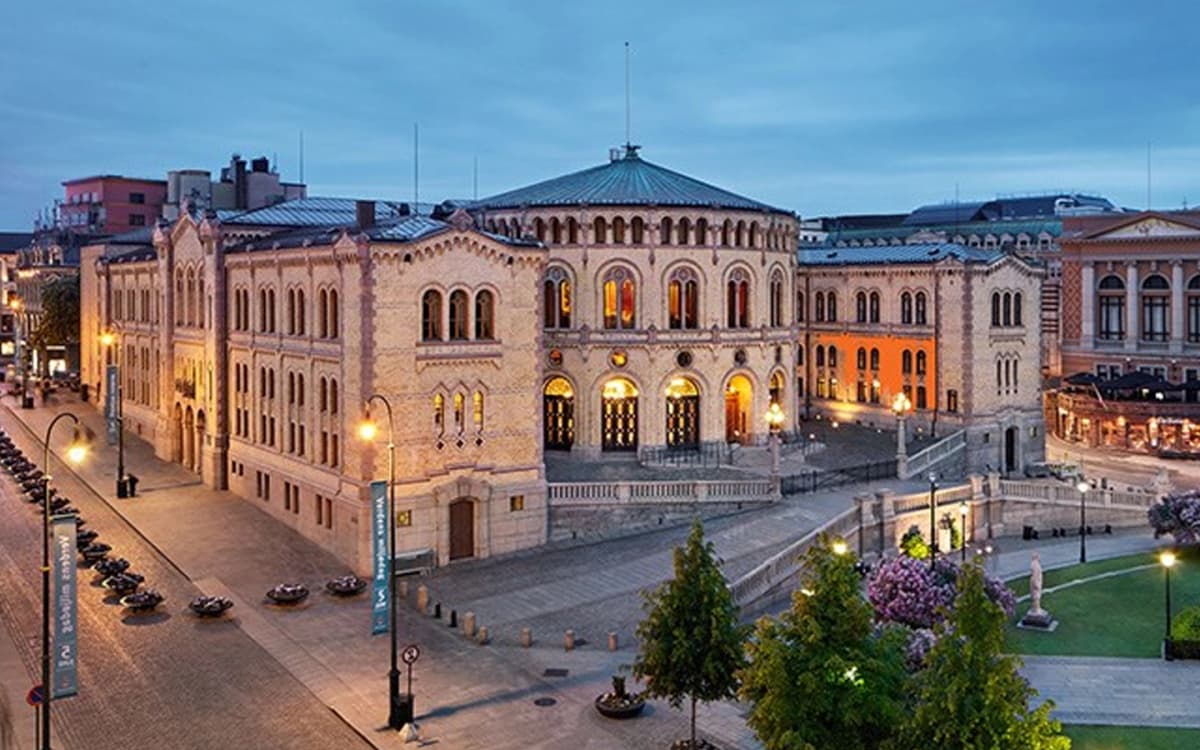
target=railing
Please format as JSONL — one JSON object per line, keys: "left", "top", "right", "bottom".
{"left": 999, "top": 479, "right": 1159, "bottom": 508}
{"left": 900, "top": 429, "right": 966, "bottom": 479}
{"left": 639, "top": 441, "right": 736, "bottom": 469}
{"left": 729, "top": 506, "right": 860, "bottom": 605}
{"left": 548, "top": 478, "right": 775, "bottom": 506}
{"left": 781, "top": 458, "right": 896, "bottom": 496}
{"left": 891, "top": 484, "right": 974, "bottom": 514}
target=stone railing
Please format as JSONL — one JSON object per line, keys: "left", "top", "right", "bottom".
{"left": 997, "top": 479, "right": 1159, "bottom": 509}
{"left": 898, "top": 429, "right": 966, "bottom": 479}
{"left": 548, "top": 479, "right": 776, "bottom": 506}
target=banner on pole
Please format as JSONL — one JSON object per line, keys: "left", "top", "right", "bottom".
{"left": 370, "top": 480, "right": 390, "bottom": 635}
{"left": 105, "top": 365, "right": 119, "bottom": 446}
{"left": 52, "top": 514, "right": 78, "bottom": 698}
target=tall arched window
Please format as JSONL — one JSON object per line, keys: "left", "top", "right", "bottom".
{"left": 327, "top": 290, "right": 337, "bottom": 338}
{"left": 667, "top": 267, "right": 700, "bottom": 330}
{"left": 602, "top": 266, "right": 637, "bottom": 329}
{"left": 869, "top": 347, "right": 880, "bottom": 370}
{"left": 826, "top": 291, "right": 838, "bottom": 322}
{"left": 612, "top": 216, "right": 626, "bottom": 244}
{"left": 1098, "top": 275, "right": 1125, "bottom": 340}
{"left": 815, "top": 291, "right": 826, "bottom": 322}
{"left": 1188, "top": 276, "right": 1200, "bottom": 343}
{"left": 287, "top": 289, "right": 296, "bottom": 335}
{"left": 855, "top": 291, "right": 868, "bottom": 323}
{"left": 1141, "top": 274, "right": 1170, "bottom": 342}
{"left": 475, "top": 290, "right": 495, "bottom": 340}
{"left": 916, "top": 350, "right": 927, "bottom": 375}
{"left": 543, "top": 267, "right": 572, "bottom": 329}
{"left": 421, "top": 289, "right": 442, "bottom": 341}
{"left": 448, "top": 289, "right": 469, "bottom": 340}
{"left": 695, "top": 218, "right": 708, "bottom": 246}
{"left": 868, "top": 291, "right": 880, "bottom": 323}
{"left": 991, "top": 293, "right": 1001, "bottom": 326}
{"left": 769, "top": 270, "right": 784, "bottom": 327}
{"left": 721, "top": 220, "right": 732, "bottom": 246}
{"left": 1013, "top": 292, "right": 1022, "bottom": 327}
{"left": 473, "top": 391, "right": 484, "bottom": 432}
{"left": 901, "top": 292, "right": 913, "bottom": 324}
{"left": 567, "top": 217, "right": 579, "bottom": 243}
{"left": 795, "top": 291, "right": 805, "bottom": 322}
{"left": 593, "top": 216, "right": 608, "bottom": 245}
{"left": 726, "top": 268, "right": 750, "bottom": 328}
{"left": 296, "top": 289, "right": 305, "bottom": 335}
{"left": 186, "top": 268, "right": 195, "bottom": 327}
{"left": 550, "top": 217, "right": 562, "bottom": 244}
{"left": 735, "top": 221, "right": 746, "bottom": 247}
{"left": 318, "top": 289, "right": 328, "bottom": 338}
{"left": 631, "top": 217, "right": 644, "bottom": 244}
{"left": 815, "top": 345, "right": 825, "bottom": 367}
{"left": 533, "top": 217, "right": 546, "bottom": 241}
{"left": 677, "top": 218, "right": 691, "bottom": 245}
{"left": 660, "top": 217, "right": 674, "bottom": 245}
{"left": 856, "top": 347, "right": 867, "bottom": 370}
{"left": 902, "top": 350, "right": 913, "bottom": 374}
{"left": 1002, "top": 292, "right": 1012, "bottom": 326}
{"left": 258, "top": 288, "right": 267, "bottom": 332}
{"left": 914, "top": 291, "right": 927, "bottom": 325}
{"left": 828, "top": 345, "right": 838, "bottom": 367}
{"left": 268, "top": 289, "right": 276, "bottom": 333}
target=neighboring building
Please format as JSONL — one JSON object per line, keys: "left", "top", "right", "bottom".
{"left": 81, "top": 201, "right": 546, "bottom": 569}
{"left": 161, "top": 154, "right": 307, "bottom": 220}
{"left": 0, "top": 232, "right": 31, "bottom": 376}
{"left": 797, "top": 243, "right": 1046, "bottom": 475}
{"left": 59, "top": 175, "right": 167, "bottom": 235}
{"left": 1053, "top": 211, "right": 1200, "bottom": 455}
{"left": 475, "top": 145, "right": 800, "bottom": 456}
{"left": 15, "top": 229, "right": 86, "bottom": 375}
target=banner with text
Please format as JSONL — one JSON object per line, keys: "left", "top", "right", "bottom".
{"left": 52, "top": 514, "right": 79, "bottom": 698}
{"left": 370, "top": 480, "right": 389, "bottom": 635}
{"left": 105, "top": 365, "right": 119, "bottom": 446}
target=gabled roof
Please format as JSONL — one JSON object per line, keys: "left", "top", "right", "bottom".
{"left": 475, "top": 147, "right": 787, "bottom": 213}
{"left": 226, "top": 214, "right": 540, "bottom": 254}
{"left": 223, "top": 197, "right": 415, "bottom": 228}
{"left": 798, "top": 243, "right": 1005, "bottom": 266}
{"left": 1065, "top": 210, "right": 1200, "bottom": 240}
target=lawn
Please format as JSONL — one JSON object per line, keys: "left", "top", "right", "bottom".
{"left": 1005, "top": 550, "right": 1200, "bottom": 658}
{"left": 1064, "top": 724, "right": 1200, "bottom": 749}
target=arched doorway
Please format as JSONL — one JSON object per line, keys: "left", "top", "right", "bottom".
{"left": 183, "top": 407, "right": 195, "bottom": 472}
{"left": 1004, "top": 426, "right": 1018, "bottom": 474}
{"left": 172, "top": 404, "right": 183, "bottom": 463}
{"left": 448, "top": 498, "right": 475, "bottom": 561}
{"left": 664, "top": 377, "right": 700, "bottom": 449}
{"left": 195, "top": 410, "right": 206, "bottom": 477}
{"left": 601, "top": 377, "right": 639, "bottom": 451}
{"left": 543, "top": 377, "right": 575, "bottom": 451}
{"left": 724, "top": 374, "right": 753, "bottom": 444}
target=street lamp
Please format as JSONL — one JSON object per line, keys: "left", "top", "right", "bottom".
{"left": 831, "top": 539, "right": 848, "bottom": 556}
{"left": 927, "top": 470, "right": 938, "bottom": 569}
{"left": 959, "top": 500, "right": 969, "bottom": 563}
{"left": 41, "top": 412, "right": 89, "bottom": 750}
{"left": 99, "top": 331, "right": 129, "bottom": 497}
{"left": 1076, "top": 478, "right": 1090, "bottom": 564}
{"left": 358, "top": 395, "right": 412, "bottom": 729}
{"left": 1161, "top": 550, "right": 1177, "bottom": 660}
{"left": 765, "top": 402, "right": 785, "bottom": 482}
{"left": 892, "top": 392, "right": 912, "bottom": 462}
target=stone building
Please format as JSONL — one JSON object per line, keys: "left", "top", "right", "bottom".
{"left": 797, "top": 243, "right": 1046, "bottom": 475}
{"left": 1053, "top": 211, "right": 1200, "bottom": 455}
{"left": 475, "top": 145, "right": 800, "bottom": 457}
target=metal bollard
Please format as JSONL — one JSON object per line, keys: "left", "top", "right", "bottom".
{"left": 520, "top": 627, "right": 532, "bottom": 648}
{"left": 564, "top": 629, "right": 575, "bottom": 651}
{"left": 416, "top": 584, "right": 428, "bottom": 615}
{"left": 607, "top": 631, "right": 618, "bottom": 652}
{"left": 398, "top": 579, "right": 409, "bottom": 598}
{"left": 448, "top": 609, "right": 457, "bottom": 628}
{"left": 463, "top": 611, "right": 476, "bottom": 638}
{"left": 434, "top": 602, "right": 442, "bottom": 619}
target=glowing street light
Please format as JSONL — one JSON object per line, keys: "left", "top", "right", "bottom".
{"left": 959, "top": 501, "right": 969, "bottom": 563}
{"left": 1076, "top": 478, "right": 1090, "bottom": 563}
{"left": 831, "top": 539, "right": 848, "bottom": 556}
{"left": 1162, "top": 550, "right": 1177, "bottom": 659}
{"left": 892, "top": 392, "right": 912, "bottom": 461}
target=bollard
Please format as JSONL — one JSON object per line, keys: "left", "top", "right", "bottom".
{"left": 520, "top": 627, "right": 532, "bottom": 648}
{"left": 607, "top": 631, "right": 618, "bottom": 652}
{"left": 476, "top": 625, "right": 489, "bottom": 645}
{"left": 434, "top": 602, "right": 442, "bottom": 619}
{"left": 398, "top": 579, "right": 409, "bottom": 599}
{"left": 564, "top": 629, "right": 575, "bottom": 651}
{"left": 463, "top": 611, "right": 476, "bottom": 638}
{"left": 448, "top": 609, "right": 457, "bottom": 628}
{"left": 416, "top": 584, "right": 428, "bottom": 615}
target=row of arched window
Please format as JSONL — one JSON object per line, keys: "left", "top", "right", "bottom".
{"left": 174, "top": 267, "right": 206, "bottom": 329}
{"left": 230, "top": 286, "right": 340, "bottom": 339}
{"left": 421, "top": 288, "right": 495, "bottom": 342}
{"left": 491, "top": 214, "right": 794, "bottom": 250}
{"left": 996, "top": 354, "right": 1020, "bottom": 396}
{"left": 111, "top": 287, "right": 155, "bottom": 325}
{"left": 836, "top": 233, "right": 1052, "bottom": 250}
{"left": 1096, "top": 274, "right": 1200, "bottom": 343}
{"left": 431, "top": 389, "right": 485, "bottom": 438}
{"left": 811, "top": 290, "right": 930, "bottom": 325}
{"left": 990, "top": 291, "right": 1024, "bottom": 328}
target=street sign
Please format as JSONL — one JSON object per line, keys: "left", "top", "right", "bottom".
{"left": 27, "top": 684, "right": 43, "bottom": 707}
{"left": 401, "top": 644, "right": 420, "bottom": 665}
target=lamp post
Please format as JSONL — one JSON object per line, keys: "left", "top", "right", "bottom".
{"left": 959, "top": 500, "right": 969, "bottom": 563}
{"left": 41, "top": 412, "right": 89, "bottom": 750}
{"left": 1161, "top": 550, "right": 1177, "bottom": 660}
{"left": 927, "top": 470, "right": 938, "bottom": 569}
{"left": 99, "top": 332, "right": 127, "bottom": 497}
{"left": 765, "top": 401, "right": 785, "bottom": 482}
{"left": 1076, "top": 478, "right": 1089, "bottom": 564}
{"left": 358, "top": 395, "right": 411, "bottom": 729}
{"left": 892, "top": 392, "right": 911, "bottom": 463}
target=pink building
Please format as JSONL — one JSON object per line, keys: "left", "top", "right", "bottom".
{"left": 60, "top": 176, "right": 167, "bottom": 235}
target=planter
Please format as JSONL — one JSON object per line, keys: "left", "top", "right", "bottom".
{"left": 594, "top": 693, "right": 646, "bottom": 719}
{"left": 190, "top": 596, "right": 234, "bottom": 617}
{"left": 325, "top": 575, "right": 367, "bottom": 597}
{"left": 266, "top": 584, "right": 309, "bottom": 604}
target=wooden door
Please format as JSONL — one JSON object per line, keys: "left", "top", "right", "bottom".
{"left": 449, "top": 499, "right": 474, "bottom": 561}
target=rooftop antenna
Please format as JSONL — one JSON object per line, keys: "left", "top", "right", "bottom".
{"left": 624, "top": 41, "right": 632, "bottom": 149}
{"left": 413, "top": 122, "right": 419, "bottom": 215}
{"left": 298, "top": 130, "right": 305, "bottom": 184}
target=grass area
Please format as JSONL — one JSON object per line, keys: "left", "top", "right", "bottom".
{"left": 1064, "top": 724, "right": 1200, "bottom": 749}
{"left": 1006, "top": 550, "right": 1200, "bottom": 658}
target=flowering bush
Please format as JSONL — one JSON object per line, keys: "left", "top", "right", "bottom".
{"left": 904, "top": 628, "right": 938, "bottom": 671}
{"left": 1149, "top": 491, "right": 1200, "bottom": 545}
{"left": 867, "top": 556, "right": 1015, "bottom": 630}
{"left": 899, "top": 526, "right": 930, "bottom": 560}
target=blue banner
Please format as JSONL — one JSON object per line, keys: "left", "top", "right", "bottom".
{"left": 105, "top": 365, "right": 119, "bottom": 446}
{"left": 370, "top": 480, "right": 389, "bottom": 635}
{"left": 52, "top": 514, "right": 78, "bottom": 698}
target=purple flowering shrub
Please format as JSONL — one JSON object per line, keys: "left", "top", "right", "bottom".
{"left": 904, "top": 628, "right": 938, "bottom": 671}
{"left": 1148, "top": 490, "right": 1200, "bottom": 545}
{"left": 867, "top": 556, "right": 1015, "bottom": 631}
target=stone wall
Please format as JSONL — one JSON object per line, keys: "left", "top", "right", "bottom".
{"left": 549, "top": 500, "right": 764, "bottom": 544}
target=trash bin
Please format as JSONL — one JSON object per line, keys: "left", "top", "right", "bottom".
{"left": 81, "top": 383, "right": 89, "bottom": 402}
{"left": 21, "top": 394, "right": 34, "bottom": 409}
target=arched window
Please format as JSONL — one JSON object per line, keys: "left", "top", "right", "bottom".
{"left": 815, "top": 345, "right": 825, "bottom": 367}
{"left": 550, "top": 217, "right": 562, "bottom": 244}
{"left": 258, "top": 288, "right": 267, "bottom": 332}
{"left": 473, "top": 391, "right": 484, "bottom": 432}
{"left": 602, "top": 266, "right": 637, "bottom": 330}
{"left": 667, "top": 267, "right": 700, "bottom": 330}
{"left": 612, "top": 216, "right": 626, "bottom": 244}
{"left": 198, "top": 277, "right": 206, "bottom": 328}
{"left": 826, "top": 291, "right": 838, "bottom": 322}
{"left": 433, "top": 393, "right": 445, "bottom": 435}
{"left": 916, "top": 350, "right": 927, "bottom": 375}
{"left": 175, "top": 270, "right": 184, "bottom": 325}
{"left": 286, "top": 289, "right": 296, "bottom": 334}
{"left": 856, "top": 291, "right": 868, "bottom": 323}
{"left": 914, "top": 292, "right": 927, "bottom": 325}
{"left": 593, "top": 216, "right": 607, "bottom": 245}
{"left": 769, "top": 270, "right": 784, "bottom": 327}
{"left": 735, "top": 220, "right": 746, "bottom": 247}
{"left": 901, "top": 292, "right": 913, "bottom": 324}
{"left": 677, "top": 217, "right": 691, "bottom": 246}
{"left": 856, "top": 347, "right": 867, "bottom": 370}
{"left": 453, "top": 392, "right": 465, "bottom": 433}
{"left": 869, "top": 292, "right": 880, "bottom": 323}
{"left": 543, "top": 267, "right": 572, "bottom": 329}
{"left": 1002, "top": 292, "right": 1012, "bottom": 326}
{"left": 296, "top": 289, "right": 305, "bottom": 335}
{"left": 448, "top": 289, "right": 469, "bottom": 340}
{"left": 268, "top": 289, "right": 276, "bottom": 333}
{"left": 990, "top": 292, "right": 1001, "bottom": 326}
{"left": 726, "top": 268, "right": 750, "bottom": 328}
{"left": 567, "top": 217, "right": 579, "bottom": 244}
{"left": 795, "top": 291, "right": 805, "bottom": 322}
{"left": 902, "top": 350, "right": 913, "bottom": 374}
{"left": 533, "top": 217, "right": 546, "bottom": 241}
{"left": 318, "top": 289, "right": 328, "bottom": 338}
{"left": 186, "top": 268, "right": 195, "bottom": 326}
{"left": 329, "top": 378, "right": 339, "bottom": 414}
{"left": 828, "top": 345, "right": 838, "bottom": 367}
{"left": 721, "top": 219, "right": 732, "bottom": 246}
{"left": 631, "top": 217, "right": 644, "bottom": 244}
{"left": 695, "top": 218, "right": 708, "bottom": 246}
{"left": 1013, "top": 292, "right": 1022, "bottom": 327}
{"left": 421, "top": 289, "right": 442, "bottom": 341}
{"left": 1098, "top": 275, "right": 1125, "bottom": 341}
{"left": 815, "top": 291, "right": 826, "bottom": 322}
{"left": 1141, "top": 274, "right": 1170, "bottom": 342}
{"left": 475, "top": 290, "right": 495, "bottom": 340}
{"left": 660, "top": 217, "right": 674, "bottom": 245}
{"left": 1188, "top": 275, "right": 1200, "bottom": 343}
{"left": 749, "top": 222, "right": 760, "bottom": 248}
{"left": 327, "top": 290, "right": 337, "bottom": 338}
{"left": 870, "top": 347, "right": 880, "bottom": 370}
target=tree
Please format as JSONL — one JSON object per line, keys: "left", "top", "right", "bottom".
{"left": 739, "top": 536, "right": 908, "bottom": 750}
{"left": 30, "top": 275, "right": 80, "bottom": 375}
{"left": 868, "top": 555, "right": 1015, "bottom": 631}
{"left": 634, "top": 519, "right": 747, "bottom": 749}
{"left": 896, "top": 562, "right": 1071, "bottom": 750}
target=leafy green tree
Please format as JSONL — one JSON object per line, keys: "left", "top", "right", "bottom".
{"left": 30, "top": 275, "right": 79, "bottom": 375}
{"left": 739, "top": 535, "right": 908, "bottom": 750}
{"left": 896, "top": 562, "right": 1071, "bottom": 750}
{"left": 634, "top": 519, "right": 747, "bottom": 749}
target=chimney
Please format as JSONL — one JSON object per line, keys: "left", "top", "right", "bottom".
{"left": 356, "top": 200, "right": 376, "bottom": 229}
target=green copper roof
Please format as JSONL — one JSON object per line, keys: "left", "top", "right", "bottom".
{"left": 476, "top": 147, "right": 787, "bottom": 213}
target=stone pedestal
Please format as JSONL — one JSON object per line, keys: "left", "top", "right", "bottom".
{"left": 1017, "top": 608, "right": 1057, "bottom": 631}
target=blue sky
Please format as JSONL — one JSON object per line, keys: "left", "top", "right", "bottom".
{"left": 1, "top": 0, "right": 1197, "bottom": 228}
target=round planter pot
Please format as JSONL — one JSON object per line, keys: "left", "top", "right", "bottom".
{"left": 594, "top": 695, "right": 646, "bottom": 719}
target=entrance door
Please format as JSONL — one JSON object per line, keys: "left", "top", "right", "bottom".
{"left": 1004, "top": 427, "right": 1017, "bottom": 474}
{"left": 543, "top": 377, "right": 575, "bottom": 450}
{"left": 601, "top": 378, "right": 639, "bottom": 452}
{"left": 724, "top": 374, "right": 752, "bottom": 444}
{"left": 664, "top": 377, "right": 700, "bottom": 450}
{"left": 449, "top": 499, "right": 475, "bottom": 561}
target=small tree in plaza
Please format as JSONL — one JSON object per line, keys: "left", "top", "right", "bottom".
{"left": 739, "top": 536, "right": 908, "bottom": 750}
{"left": 30, "top": 275, "right": 80, "bottom": 376}
{"left": 634, "top": 519, "right": 747, "bottom": 750}
{"left": 1149, "top": 490, "right": 1200, "bottom": 544}
{"left": 896, "top": 562, "right": 1070, "bottom": 750}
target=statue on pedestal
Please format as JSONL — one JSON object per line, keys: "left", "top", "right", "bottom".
{"left": 1020, "top": 550, "right": 1056, "bottom": 630}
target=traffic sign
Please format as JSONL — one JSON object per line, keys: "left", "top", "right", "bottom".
{"left": 401, "top": 644, "right": 420, "bottom": 665}
{"left": 27, "top": 684, "right": 43, "bottom": 706}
